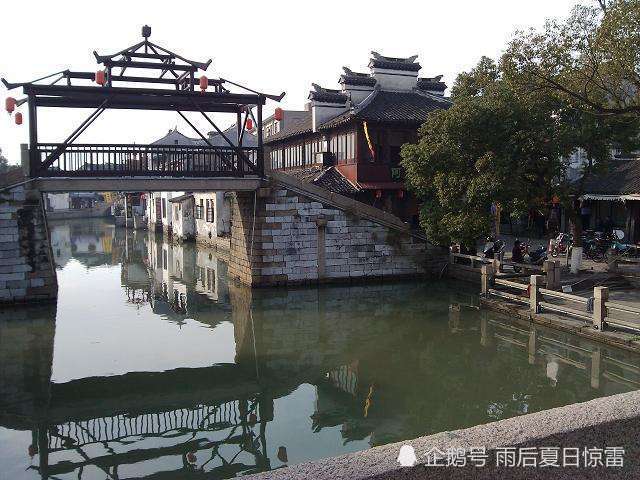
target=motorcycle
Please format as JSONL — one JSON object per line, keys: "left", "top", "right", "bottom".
{"left": 483, "top": 238, "right": 506, "bottom": 259}
{"left": 525, "top": 244, "right": 548, "bottom": 265}
{"left": 550, "top": 232, "right": 572, "bottom": 257}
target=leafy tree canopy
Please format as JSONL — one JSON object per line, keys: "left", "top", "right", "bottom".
{"left": 402, "top": 1, "right": 640, "bottom": 248}
{"left": 505, "top": 0, "right": 640, "bottom": 117}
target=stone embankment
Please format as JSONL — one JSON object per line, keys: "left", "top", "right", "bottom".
{"left": 0, "top": 183, "right": 57, "bottom": 303}
{"left": 248, "top": 389, "right": 640, "bottom": 479}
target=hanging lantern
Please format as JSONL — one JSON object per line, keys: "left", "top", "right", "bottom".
{"left": 199, "top": 75, "right": 208, "bottom": 92}
{"left": 245, "top": 117, "right": 253, "bottom": 130}
{"left": 94, "top": 70, "right": 106, "bottom": 86}
{"left": 186, "top": 452, "right": 197, "bottom": 464}
{"left": 14, "top": 112, "right": 22, "bottom": 125}
{"left": 274, "top": 107, "right": 283, "bottom": 121}
{"left": 5, "top": 97, "right": 16, "bottom": 114}
{"left": 375, "top": 189, "right": 382, "bottom": 199}
{"left": 397, "top": 189, "right": 404, "bottom": 199}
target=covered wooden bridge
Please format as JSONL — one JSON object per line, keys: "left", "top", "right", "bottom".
{"left": 2, "top": 25, "right": 284, "bottom": 192}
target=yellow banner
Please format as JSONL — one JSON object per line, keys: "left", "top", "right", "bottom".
{"left": 363, "top": 122, "right": 375, "bottom": 159}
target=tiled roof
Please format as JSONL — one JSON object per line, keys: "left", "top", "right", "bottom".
{"left": 368, "top": 52, "right": 421, "bottom": 72}
{"left": 339, "top": 68, "right": 377, "bottom": 87}
{"left": 264, "top": 111, "right": 313, "bottom": 143}
{"left": 0, "top": 168, "right": 26, "bottom": 189}
{"left": 417, "top": 76, "right": 446, "bottom": 93}
{"left": 320, "top": 89, "right": 451, "bottom": 129}
{"left": 582, "top": 160, "right": 640, "bottom": 195}
{"left": 308, "top": 84, "right": 348, "bottom": 104}
{"left": 283, "top": 165, "right": 360, "bottom": 195}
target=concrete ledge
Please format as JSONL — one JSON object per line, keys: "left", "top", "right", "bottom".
{"left": 248, "top": 390, "right": 640, "bottom": 479}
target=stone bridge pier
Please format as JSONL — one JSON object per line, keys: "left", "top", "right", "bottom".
{"left": 0, "top": 183, "right": 57, "bottom": 304}
{"left": 227, "top": 172, "right": 445, "bottom": 287}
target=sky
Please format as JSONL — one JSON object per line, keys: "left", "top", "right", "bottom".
{"left": 0, "top": 0, "right": 580, "bottom": 165}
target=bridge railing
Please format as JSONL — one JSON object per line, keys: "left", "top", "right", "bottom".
{"left": 33, "top": 143, "right": 260, "bottom": 177}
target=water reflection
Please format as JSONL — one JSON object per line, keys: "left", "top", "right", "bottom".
{"left": 1, "top": 219, "right": 639, "bottom": 480}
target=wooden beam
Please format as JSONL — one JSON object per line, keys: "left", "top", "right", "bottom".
{"left": 103, "top": 60, "right": 197, "bottom": 72}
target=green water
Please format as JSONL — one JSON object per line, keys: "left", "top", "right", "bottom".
{"left": 1, "top": 219, "right": 638, "bottom": 479}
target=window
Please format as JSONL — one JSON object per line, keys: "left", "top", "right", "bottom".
{"left": 162, "top": 198, "right": 166, "bottom": 219}
{"left": 196, "top": 198, "right": 204, "bottom": 219}
{"left": 206, "top": 199, "right": 215, "bottom": 223}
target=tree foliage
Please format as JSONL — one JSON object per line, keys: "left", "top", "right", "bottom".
{"left": 401, "top": 1, "right": 640, "bottom": 248}
{"left": 505, "top": 0, "right": 640, "bottom": 117}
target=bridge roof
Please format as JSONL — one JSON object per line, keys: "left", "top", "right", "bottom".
{"left": 24, "top": 83, "right": 266, "bottom": 112}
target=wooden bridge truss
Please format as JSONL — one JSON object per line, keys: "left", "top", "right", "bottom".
{"left": 2, "top": 26, "right": 284, "bottom": 180}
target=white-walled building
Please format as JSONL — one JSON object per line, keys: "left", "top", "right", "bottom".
{"left": 146, "top": 124, "right": 256, "bottom": 246}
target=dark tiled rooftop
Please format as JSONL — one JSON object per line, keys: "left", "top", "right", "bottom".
{"left": 308, "top": 85, "right": 348, "bottom": 104}
{"left": 0, "top": 168, "right": 26, "bottom": 189}
{"left": 321, "top": 90, "right": 451, "bottom": 129}
{"left": 339, "top": 68, "right": 377, "bottom": 87}
{"left": 583, "top": 160, "right": 640, "bottom": 195}
{"left": 417, "top": 76, "right": 447, "bottom": 92}
{"left": 368, "top": 53, "right": 421, "bottom": 72}
{"left": 283, "top": 165, "right": 360, "bottom": 195}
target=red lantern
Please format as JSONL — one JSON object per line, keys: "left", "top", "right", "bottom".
{"left": 245, "top": 118, "right": 253, "bottom": 130}
{"left": 5, "top": 97, "right": 16, "bottom": 114}
{"left": 397, "top": 189, "right": 404, "bottom": 199}
{"left": 94, "top": 70, "right": 106, "bottom": 86}
{"left": 375, "top": 189, "right": 382, "bottom": 199}
{"left": 274, "top": 107, "right": 283, "bottom": 121}
{"left": 14, "top": 112, "right": 22, "bottom": 125}
{"left": 187, "top": 452, "right": 197, "bottom": 464}
{"left": 199, "top": 75, "right": 208, "bottom": 92}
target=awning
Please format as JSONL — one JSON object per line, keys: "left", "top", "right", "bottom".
{"left": 168, "top": 193, "right": 194, "bottom": 203}
{"left": 580, "top": 194, "right": 640, "bottom": 202}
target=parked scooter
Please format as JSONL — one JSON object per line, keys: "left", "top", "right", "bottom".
{"left": 550, "top": 232, "right": 572, "bottom": 257}
{"left": 483, "top": 237, "right": 505, "bottom": 259}
{"left": 525, "top": 244, "right": 548, "bottom": 265}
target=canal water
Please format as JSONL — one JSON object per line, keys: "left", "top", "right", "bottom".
{"left": 1, "top": 219, "right": 639, "bottom": 479}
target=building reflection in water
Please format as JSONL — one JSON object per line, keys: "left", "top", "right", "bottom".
{"left": 1, "top": 219, "right": 640, "bottom": 479}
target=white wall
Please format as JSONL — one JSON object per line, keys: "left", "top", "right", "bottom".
{"left": 194, "top": 192, "right": 231, "bottom": 242}
{"left": 46, "top": 193, "right": 70, "bottom": 210}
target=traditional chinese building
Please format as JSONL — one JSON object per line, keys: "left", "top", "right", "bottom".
{"left": 263, "top": 52, "right": 451, "bottom": 225}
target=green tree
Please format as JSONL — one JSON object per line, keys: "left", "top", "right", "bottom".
{"left": 401, "top": 58, "right": 575, "bottom": 248}
{"left": 402, "top": 2, "right": 640, "bottom": 249}
{"left": 506, "top": 0, "right": 640, "bottom": 117}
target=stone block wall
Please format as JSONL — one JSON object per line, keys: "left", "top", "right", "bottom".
{"left": 228, "top": 182, "right": 445, "bottom": 287}
{"left": 0, "top": 185, "right": 57, "bottom": 303}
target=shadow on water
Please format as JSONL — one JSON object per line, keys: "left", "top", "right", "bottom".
{"left": 1, "top": 219, "right": 639, "bottom": 479}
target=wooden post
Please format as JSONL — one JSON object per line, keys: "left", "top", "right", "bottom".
{"left": 590, "top": 347, "right": 601, "bottom": 389}
{"left": 256, "top": 101, "right": 264, "bottom": 176}
{"left": 28, "top": 94, "right": 38, "bottom": 176}
{"left": 593, "top": 286, "right": 609, "bottom": 330}
{"left": 530, "top": 275, "right": 543, "bottom": 314}
{"left": 543, "top": 260, "right": 557, "bottom": 290}
{"left": 481, "top": 264, "right": 494, "bottom": 295}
